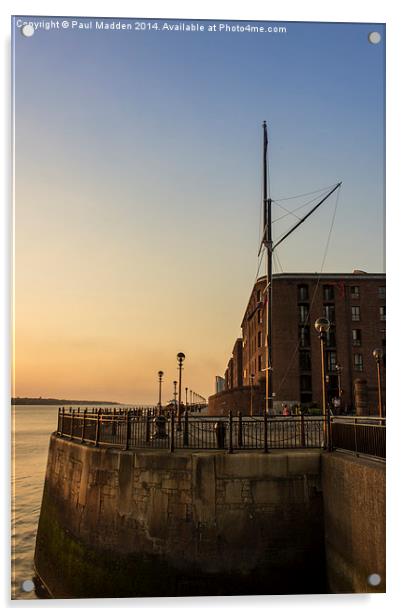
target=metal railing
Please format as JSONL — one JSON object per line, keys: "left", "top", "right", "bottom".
{"left": 55, "top": 407, "right": 324, "bottom": 452}
{"left": 330, "top": 416, "right": 386, "bottom": 460}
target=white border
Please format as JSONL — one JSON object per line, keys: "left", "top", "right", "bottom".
{"left": 2, "top": 1, "right": 401, "bottom": 614}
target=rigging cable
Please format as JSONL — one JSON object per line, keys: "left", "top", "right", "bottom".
{"left": 274, "top": 250, "right": 284, "bottom": 273}
{"left": 272, "top": 187, "right": 335, "bottom": 224}
{"left": 254, "top": 250, "right": 265, "bottom": 283}
{"left": 272, "top": 186, "right": 338, "bottom": 241}
{"left": 272, "top": 183, "right": 338, "bottom": 203}
{"left": 274, "top": 183, "right": 342, "bottom": 400}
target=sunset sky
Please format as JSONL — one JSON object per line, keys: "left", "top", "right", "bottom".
{"left": 13, "top": 17, "right": 385, "bottom": 404}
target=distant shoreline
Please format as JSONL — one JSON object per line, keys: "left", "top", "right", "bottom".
{"left": 11, "top": 397, "right": 121, "bottom": 406}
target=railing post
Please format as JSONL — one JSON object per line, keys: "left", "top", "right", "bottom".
{"left": 95, "top": 408, "right": 101, "bottom": 448}
{"left": 228, "top": 411, "right": 233, "bottom": 453}
{"left": 70, "top": 408, "right": 75, "bottom": 440}
{"left": 57, "top": 407, "right": 61, "bottom": 434}
{"left": 170, "top": 410, "right": 175, "bottom": 453}
{"left": 112, "top": 408, "right": 116, "bottom": 437}
{"left": 183, "top": 410, "right": 189, "bottom": 446}
{"left": 264, "top": 410, "right": 269, "bottom": 453}
{"left": 237, "top": 411, "right": 243, "bottom": 448}
{"left": 301, "top": 413, "right": 306, "bottom": 447}
{"left": 353, "top": 417, "right": 358, "bottom": 456}
{"left": 145, "top": 410, "right": 151, "bottom": 443}
{"left": 61, "top": 407, "right": 65, "bottom": 436}
{"left": 81, "top": 408, "right": 87, "bottom": 442}
{"left": 125, "top": 410, "right": 131, "bottom": 450}
{"left": 328, "top": 415, "right": 333, "bottom": 452}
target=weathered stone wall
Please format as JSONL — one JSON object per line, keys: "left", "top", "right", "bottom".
{"left": 35, "top": 435, "right": 325, "bottom": 598}
{"left": 35, "top": 436, "right": 385, "bottom": 598}
{"left": 322, "top": 452, "right": 385, "bottom": 593}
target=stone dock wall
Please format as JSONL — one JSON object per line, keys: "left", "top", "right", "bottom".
{"left": 35, "top": 435, "right": 325, "bottom": 598}
{"left": 322, "top": 452, "right": 386, "bottom": 593}
{"left": 34, "top": 435, "right": 385, "bottom": 598}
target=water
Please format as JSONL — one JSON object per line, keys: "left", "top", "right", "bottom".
{"left": 11, "top": 404, "right": 119, "bottom": 600}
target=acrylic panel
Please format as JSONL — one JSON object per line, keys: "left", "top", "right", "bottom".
{"left": 11, "top": 15, "right": 385, "bottom": 599}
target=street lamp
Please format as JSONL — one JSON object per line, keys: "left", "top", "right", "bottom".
{"left": 173, "top": 380, "right": 178, "bottom": 415}
{"left": 177, "top": 352, "right": 185, "bottom": 430}
{"left": 250, "top": 373, "right": 255, "bottom": 416}
{"left": 158, "top": 370, "right": 164, "bottom": 415}
{"left": 185, "top": 386, "right": 188, "bottom": 409}
{"left": 315, "top": 317, "right": 331, "bottom": 450}
{"left": 373, "top": 348, "right": 384, "bottom": 417}
{"left": 335, "top": 364, "right": 343, "bottom": 399}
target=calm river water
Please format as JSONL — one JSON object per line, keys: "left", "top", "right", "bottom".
{"left": 11, "top": 404, "right": 120, "bottom": 600}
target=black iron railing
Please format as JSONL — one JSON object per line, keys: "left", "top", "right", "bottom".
{"left": 55, "top": 408, "right": 386, "bottom": 458}
{"left": 55, "top": 407, "right": 324, "bottom": 452}
{"left": 330, "top": 416, "right": 386, "bottom": 459}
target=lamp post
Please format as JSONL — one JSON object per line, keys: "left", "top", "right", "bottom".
{"left": 250, "top": 373, "right": 255, "bottom": 416}
{"left": 177, "top": 352, "right": 185, "bottom": 430}
{"left": 325, "top": 373, "right": 330, "bottom": 406}
{"left": 158, "top": 370, "right": 164, "bottom": 415}
{"left": 315, "top": 317, "right": 331, "bottom": 450}
{"left": 185, "top": 386, "right": 188, "bottom": 409}
{"left": 335, "top": 364, "right": 343, "bottom": 398}
{"left": 173, "top": 380, "right": 178, "bottom": 416}
{"left": 335, "top": 363, "right": 343, "bottom": 414}
{"left": 373, "top": 348, "right": 384, "bottom": 417}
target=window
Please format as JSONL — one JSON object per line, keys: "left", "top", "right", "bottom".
{"left": 257, "top": 308, "right": 263, "bottom": 324}
{"left": 242, "top": 337, "right": 247, "bottom": 348}
{"left": 323, "top": 285, "right": 335, "bottom": 301}
{"left": 257, "top": 331, "right": 262, "bottom": 348}
{"left": 300, "top": 374, "right": 312, "bottom": 391}
{"left": 257, "top": 355, "right": 262, "bottom": 372}
{"left": 325, "top": 329, "right": 336, "bottom": 347}
{"left": 326, "top": 351, "right": 337, "bottom": 372}
{"left": 298, "top": 284, "right": 309, "bottom": 301}
{"left": 243, "top": 369, "right": 247, "bottom": 380}
{"left": 352, "top": 329, "right": 362, "bottom": 346}
{"left": 380, "top": 306, "right": 386, "bottom": 321}
{"left": 324, "top": 304, "right": 336, "bottom": 324}
{"left": 351, "top": 306, "right": 360, "bottom": 321}
{"left": 299, "top": 326, "right": 310, "bottom": 348}
{"left": 350, "top": 285, "right": 360, "bottom": 299}
{"left": 379, "top": 286, "right": 385, "bottom": 299}
{"left": 354, "top": 354, "right": 363, "bottom": 371}
{"left": 257, "top": 289, "right": 262, "bottom": 302}
{"left": 299, "top": 304, "right": 309, "bottom": 324}
{"left": 300, "top": 375, "right": 312, "bottom": 403}
{"left": 299, "top": 351, "right": 311, "bottom": 371}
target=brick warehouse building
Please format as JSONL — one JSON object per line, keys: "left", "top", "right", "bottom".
{"left": 208, "top": 271, "right": 386, "bottom": 415}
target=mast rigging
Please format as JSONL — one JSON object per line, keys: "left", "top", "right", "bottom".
{"left": 260, "top": 121, "right": 342, "bottom": 415}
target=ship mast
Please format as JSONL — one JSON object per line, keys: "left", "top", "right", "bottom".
{"left": 259, "top": 122, "right": 341, "bottom": 416}
{"left": 262, "top": 121, "right": 273, "bottom": 415}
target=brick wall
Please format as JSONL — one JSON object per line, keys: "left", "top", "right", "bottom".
{"left": 216, "top": 273, "right": 386, "bottom": 414}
